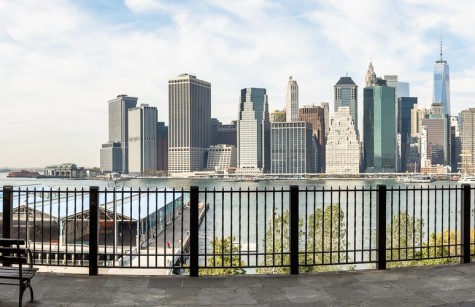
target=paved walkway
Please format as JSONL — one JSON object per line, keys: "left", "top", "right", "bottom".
{"left": 1, "top": 263, "right": 475, "bottom": 306}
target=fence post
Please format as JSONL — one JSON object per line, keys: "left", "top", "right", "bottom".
{"left": 461, "top": 184, "right": 471, "bottom": 264}
{"left": 189, "top": 186, "right": 199, "bottom": 277}
{"left": 2, "top": 185, "right": 13, "bottom": 240}
{"left": 2, "top": 186, "right": 13, "bottom": 267}
{"left": 289, "top": 185, "right": 299, "bottom": 275}
{"left": 376, "top": 184, "right": 387, "bottom": 270}
{"left": 89, "top": 186, "right": 99, "bottom": 276}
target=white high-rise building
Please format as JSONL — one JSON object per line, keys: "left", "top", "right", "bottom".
{"left": 461, "top": 108, "right": 475, "bottom": 172}
{"left": 168, "top": 74, "right": 211, "bottom": 175}
{"left": 128, "top": 104, "right": 158, "bottom": 175}
{"left": 237, "top": 88, "right": 270, "bottom": 173}
{"left": 326, "top": 107, "right": 360, "bottom": 174}
{"left": 285, "top": 76, "right": 299, "bottom": 122}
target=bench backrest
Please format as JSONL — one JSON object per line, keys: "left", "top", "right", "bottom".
{"left": 0, "top": 239, "right": 28, "bottom": 266}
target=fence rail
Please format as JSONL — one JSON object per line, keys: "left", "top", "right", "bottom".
{"left": 1, "top": 184, "right": 473, "bottom": 276}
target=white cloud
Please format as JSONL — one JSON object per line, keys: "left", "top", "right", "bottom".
{"left": 0, "top": 0, "right": 474, "bottom": 167}
{"left": 124, "top": 0, "right": 165, "bottom": 13}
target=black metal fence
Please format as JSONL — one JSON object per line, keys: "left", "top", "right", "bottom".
{"left": 1, "top": 184, "right": 473, "bottom": 276}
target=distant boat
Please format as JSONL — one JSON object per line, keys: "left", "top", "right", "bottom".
{"left": 403, "top": 175, "right": 435, "bottom": 183}
{"left": 7, "top": 170, "right": 40, "bottom": 178}
{"left": 459, "top": 176, "right": 475, "bottom": 184}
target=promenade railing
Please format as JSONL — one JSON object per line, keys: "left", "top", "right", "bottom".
{"left": 1, "top": 184, "right": 473, "bottom": 276}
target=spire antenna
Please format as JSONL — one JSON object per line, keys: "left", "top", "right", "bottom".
{"left": 440, "top": 35, "right": 443, "bottom": 61}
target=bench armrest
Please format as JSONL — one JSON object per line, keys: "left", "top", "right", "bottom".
{"left": 25, "top": 248, "right": 34, "bottom": 269}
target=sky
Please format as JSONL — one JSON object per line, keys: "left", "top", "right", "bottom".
{"left": 1, "top": 0, "right": 474, "bottom": 168}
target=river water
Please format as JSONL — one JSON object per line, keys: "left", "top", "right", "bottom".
{"left": 1, "top": 173, "right": 467, "bottom": 267}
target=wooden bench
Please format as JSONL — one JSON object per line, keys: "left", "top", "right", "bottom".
{"left": 0, "top": 238, "right": 38, "bottom": 306}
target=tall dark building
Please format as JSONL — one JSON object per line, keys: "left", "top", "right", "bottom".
{"left": 211, "top": 118, "right": 237, "bottom": 146}
{"left": 334, "top": 76, "right": 358, "bottom": 135}
{"left": 363, "top": 79, "right": 397, "bottom": 172}
{"left": 398, "top": 97, "right": 418, "bottom": 171}
{"left": 299, "top": 104, "right": 326, "bottom": 172}
{"left": 421, "top": 103, "right": 451, "bottom": 167}
{"left": 157, "top": 122, "right": 168, "bottom": 172}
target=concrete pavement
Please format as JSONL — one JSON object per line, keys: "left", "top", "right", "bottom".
{"left": 1, "top": 263, "right": 475, "bottom": 306}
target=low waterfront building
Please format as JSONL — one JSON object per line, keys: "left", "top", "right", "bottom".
{"left": 206, "top": 144, "right": 237, "bottom": 171}
{"left": 44, "top": 163, "right": 86, "bottom": 178}
{"left": 326, "top": 107, "right": 360, "bottom": 174}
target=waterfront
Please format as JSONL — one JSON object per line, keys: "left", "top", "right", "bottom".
{"left": 0, "top": 171, "right": 460, "bottom": 190}
{"left": 1, "top": 173, "right": 467, "bottom": 272}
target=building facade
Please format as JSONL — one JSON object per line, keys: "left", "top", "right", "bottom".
{"left": 168, "top": 74, "right": 211, "bottom": 174}
{"left": 128, "top": 104, "right": 158, "bottom": 175}
{"left": 299, "top": 104, "right": 326, "bottom": 172}
{"left": 270, "top": 110, "right": 286, "bottom": 123}
{"left": 104, "top": 94, "right": 137, "bottom": 173}
{"left": 271, "top": 122, "right": 314, "bottom": 174}
{"left": 421, "top": 103, "right": 451, "bottom": 167}
{"left": 211, "top": 118, "right": 237, "bottom": 146}
{"left": 206, "top": 144, "right": 237, "bottom": 171}
{"left": 285, "top": 77, "right": 299, "bottom": 122}
{"left": 461, "top": 108, "right": 475, "bottom": 173}
{"left": 157, "top": 122, "right": 168, "bottom": 172}
{"left": 365, "top": 62, "right": 377, "bottom": 87}
{"left": 326, "top": 107, "right": 360, "bottom": 174}
{"left": 237, "top": 88, "right": 271, "bottom": 173}
{"left": 100, "top": 142, "right": 122, "bottom": 173}
{"left": 398, "top": 97, "right": 418, "bottom": 171}
{"left": 363, "top": 80, "right": 397, "bottom": 172}
{"left": 334, "top": 76, "right": 358, "bottom": 135}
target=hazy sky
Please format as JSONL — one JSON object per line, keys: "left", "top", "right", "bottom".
{"left": 1, "top": 0, "right": 474, "bottom": 168}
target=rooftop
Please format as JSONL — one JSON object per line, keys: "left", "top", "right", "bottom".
{"left": 2, "top": 263, "right": 475, "bottom": 305}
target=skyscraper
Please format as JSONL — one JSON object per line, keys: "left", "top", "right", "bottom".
{"left": 398, "top": 97, "right": 418, "bottom": 171}
{"left": 334, "top": 76, "right": 358, "bottom": 135}
{"left": 102, "top": 94, "right": 137, "bottom": 173}
{"left": 299, "top": 104, "right": 326, "bottom": 172}
{"left": 363, "top": 79, "right": 397, "bottom": 172}
{"left": 421, "top": 103, "right": 451, "bottom": 167}
{"left": 433, "top": 39, "right": 451, "bottom": 115}
{"left": 237, "top": 88, "right": 270, "bottom": 173}
{"left": 128, "top": 104, "right": 158, "bottom": 175}
{"left": 285, "top": 77, "right": 299, "bottom": 122}
{"left": 168, "top": 74, "right": 211, "bottom": 174}
{"left": 156, "top": 122, "right": 168, "bottom": 172}
{"left": 461, "top": 108, "right": 475, "bottom": 173}
{"left": 271, "top": 122, "right": 314, "bottom": 174}
{"left": 326, "top": 107, "right": 360, "bottom": 174}
{"left": 365, "top": 62, "right": 377, "bottom": 87}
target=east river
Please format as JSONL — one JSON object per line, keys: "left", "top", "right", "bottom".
{"left": 1, "top": 173, "right": 468, "bottom": 268}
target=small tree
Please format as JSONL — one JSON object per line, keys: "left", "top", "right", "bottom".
{"left": 200, "top": 236, "right": 246, "bottom": 275}
{"left": 258, "top": 204, "right": 348, "bottom": 274}
{"left": 306, "top": 204, "right": 347, "bottom": 269}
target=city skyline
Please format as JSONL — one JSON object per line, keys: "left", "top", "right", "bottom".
{"left": 1, "top": 0, "right": 475, "bottom": 167}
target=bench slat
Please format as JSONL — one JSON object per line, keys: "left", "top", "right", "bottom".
{"left": 0, "top": 247, "right": 27, "bottom": 254}
{"left": 0, "top": 239, "right": 25, "bottom": 246}
{"left": 0, "top": 255, "right": 27, "bottom": 264}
